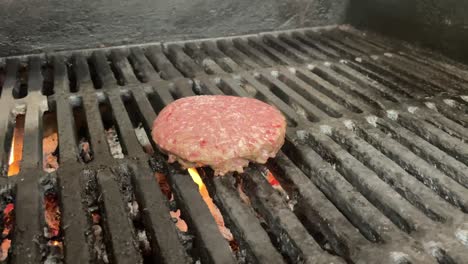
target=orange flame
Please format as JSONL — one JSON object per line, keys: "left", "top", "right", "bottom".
{"left": 266, "top": 171, "right": 280, "bottom": 186}
{"left": 8, "top": 116, "right": 24, "bottom": 176}
{"left": 188, "top": 168, "right": 233, "bottom": 241}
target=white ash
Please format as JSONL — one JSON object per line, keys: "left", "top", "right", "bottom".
{"left": 13, "top": 104, "right": 27, "bottom": 116}
{"left": 105, "top": 128, "right": 124, "bottom": 159}
{"left": 386, "top": 110, "right": 399, "bottom": 121}
{"left": 424, "top": 241, "right": 443, "bottom": 258}
{"left": 354, "top": 57, "right": 362, "bottom": 63}
{"left": 235, "top": 249, "right": 247, "bottom": 264}
{"left": 343, "top": 120, "right": 355, "bottom": 130}
{"left": 307, "top": 64, "right": 315, "bottom": 70}
{"left": 366, "top": 115, "right": 378, "bottom": 127}
{"left": 240, "top": 82, "right": 258, "bottom": 97}
{"left": 288, "top": 67, "right": 296, "bottom": 74}
{"left": 92, "top": 225, "right": 109, "bottom": 264}
{"left": 291, "top": 103, "right": 308, "bottom": 121}
{"left": 460, "top": 95, "right": 468, "bottom": 103}
{"left": 384, "top": 52, "right": 393, "bottom": 58}
{"left": 213, "top": 77, "right": 222, "bottom": 85}
{"left": 296, "top": 130, "right": 308, "bottom": 141}
{"left": 127, "top": 201, "right": 140, "bottom": 220}
{"left": 390, "top": 251, "right": 410, "bottom": 263}
{"left": 137, "top": 230, "right": 151, "bottom": 253}
{"left": 79, "top": 139, "right": 93, "bottom": 163}
{"left": 443, "top": 99, "right": 457, "bottom": 107}
{"left": 288, "top": 198, "right": 298, "bottom": 211}
{"left": 134, "top": 124, "right": 153, "bottom": 154}
{"left": 407, "top": 106, "right": 419, "bottom": 114}
{"left": 320, "top": 125, "right": 333, "bottom": 135}
{"left": 201, "top": 59, "right": 218, "bottom": 72}
{"left": 370, "top": 55, "right": 379, "bottom": 60}
{"left": 323, "top": 61, "right": 332, "bottom": 67}
{"left": 425, "top": 102, "right": 437, "bottom": 110}
{"left": 455, "top": 225, "right": 468, "bottom": 246}
{"left": 339, "top": 59, "right": 348, "bottom": 64}
{"left": 270, "top": 70, "right": 279, "bottom": 78}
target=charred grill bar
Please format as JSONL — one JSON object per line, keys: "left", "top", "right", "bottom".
{"left": 0, "top": 26, "right": 467, "bottom": 263}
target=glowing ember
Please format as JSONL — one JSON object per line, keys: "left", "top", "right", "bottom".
{"left": 2, "top": 204, "right": 14, "bottom": 236}
{"left": 155, "top": 173, "right": 188, "bottom": 232}
{"left": 43, "top": 132, "right": 59, "bottom": 172}
{"left": 170, "top": 209, "right": 188, "bottom": 232}
{"left": 155, "top": 172, "right": 171, "bottom": 199}
{"left": 44, "top": 194, "right": 61, "bottom": 237}
{"left": 188, "top": 168, "right": 233, "bottom": 242}
{"left": 0, "top": 239, "right": 11, "bottom": 261}
{"left": 8, "top": 115, "right": 24, "bottom": 176}
{"left": 0, "top": 203, "right": 14, "bottom": 261}
{"left": 266, "top": 170, "right": 280, "bottom": 186}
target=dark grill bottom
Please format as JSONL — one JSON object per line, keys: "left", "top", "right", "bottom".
{"left": 0, "top": 25, "right": 467, "bottom": 263}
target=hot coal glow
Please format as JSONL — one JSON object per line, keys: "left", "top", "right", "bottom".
{"left": 43, "top": 132, "right": 59, "bottom": 172}
{"left": 43, "top": 111, "right": 59, "bottom": 172}
{"left": 188, "top": 168, "right": 234, "bottom": 242}
{"left": 44, "top": 193, "right": 61, "bottom": 238}
{"left": 0, "top": 203, "right": 14, "bottom": 261}
{"left": 8, "top": 114, "right": 25, "bottom": 176}
{"left": 155, "top": 172, "right": 188, "bottom": 232}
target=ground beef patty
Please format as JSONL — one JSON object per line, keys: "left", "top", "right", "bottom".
{"left": 152, "top": 95, "right": 286, "bottom": 175}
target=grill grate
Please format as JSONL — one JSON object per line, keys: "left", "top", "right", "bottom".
{"left": 0, "top": 25, "right": 467, "bottom": 263}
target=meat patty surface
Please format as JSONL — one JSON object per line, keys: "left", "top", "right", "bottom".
{"left": 152, "top": 95, "right": 286, "bottom": 175}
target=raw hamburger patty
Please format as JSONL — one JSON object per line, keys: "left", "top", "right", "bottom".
{"left": 152, "top": 95, "right": 286, "bottom": 175}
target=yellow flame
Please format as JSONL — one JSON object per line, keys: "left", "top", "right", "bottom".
{"left": 187, "top": 168, "right": 234, "bottom": 241}
{"left": 188, "top": 168, "right": 204, "bottom": 190}
{"left": 8, "top": 138, "right": 14, "bottom": 166}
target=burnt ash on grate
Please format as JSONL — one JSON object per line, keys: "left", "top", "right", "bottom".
{"left": 0, "top": 25, "right": 467, "bottom": 263}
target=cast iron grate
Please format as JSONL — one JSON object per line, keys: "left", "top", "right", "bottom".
{"left": 0, "top": 25, "right": 466, "bottom": 263}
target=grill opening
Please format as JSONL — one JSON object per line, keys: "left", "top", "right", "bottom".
{"left": 82, "top": 170, "right": 112, "bottom": 264}
{"left": 188, "top": 168, "right": 238, "bottom": 252}
{"left": 66, "top": 61, "right": 78, "bottom": 93}
{"left": 109, "top": 57, "right": 125, "bottom": 86}
{"left": 88, "top": 57, "right": 103, "bottom": 90}
{"left": 99, "top": 100, "right": 126, "bottom": 159}
{"left": 147, "top": 90, "right": 172, "bottom": 114}
{"left": 113, "top": 165, "right": 154, "bottom": 263}
{"left": 72, "top": 100, "right": 93, "bottom": 163}
{"left": 13, "top": 65, "right": 28, "bottom": 99}
{"left": 122, "top": 93, "right": 154, "bottom": 154}
{"left": 43, "top": 110, "right": 59, "bottom": 172}
{"left": 7, "top": 112, "right": 25, "bottom": 176}
{"left": 127, "top": 51, "right": 148, "bottom": 83}
{"left": 0, "top": 187, "right": 15, "bottom": 263}
{"left": 0, "top": 66, "right": 5, "bottom": 97}
{"left": 41, "top": 62, "right": 55, "bottom": 96}
{"left": 149, "top": 159, "right": 195, "bottom": 260}
{"left": 40, "top": 174, "right": 64, "bottom": 263}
